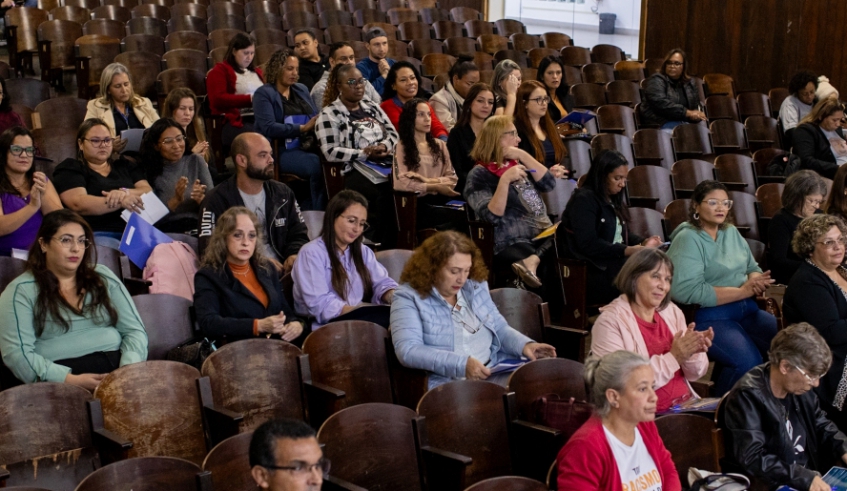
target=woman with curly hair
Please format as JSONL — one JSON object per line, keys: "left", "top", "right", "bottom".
{"left": 784, "top": 214, "right": 847, "bottom": 429}
{"left": 194, "top": 206, "right": 303, "bottom": 345}
{"left": 393, "top": 98, "right": 460, "bottom": 231}
{"left": 779, "top": 70, "right": 818, "bottom": 133}
{"left": 390, "top": 231, "right": 555, "bottom": 388}
{"left": 253, "top": 49, "right": 323, "bottom": 210}
{"left": 666, "top": 180, "right": 777, "bottom": 394}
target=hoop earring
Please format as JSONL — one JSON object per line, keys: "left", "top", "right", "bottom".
{"left": 693, "top": 212, "right": 700, "bottom": 220}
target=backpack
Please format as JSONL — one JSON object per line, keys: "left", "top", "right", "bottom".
{"left": 143, "top": 242, "right": 198, "bottom": 301}
{"left": 767, "top": 152, "right": 802, "bottom": 177}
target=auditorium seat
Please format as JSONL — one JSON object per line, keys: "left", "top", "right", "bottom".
{"left": 208, "top": 1, "right": 244, "bottom": 18}
{"left": 526, "top": 47, "right": 556, "bottom": 68}
{"left": 50, "top": 5, "right": 89, "bottom": 24}
{"left": 613, "top": 59, "right": 644, "bottom": 81}
{"left": 90, "top": 5, "right": 132, "bottom": 23}
{"left": 324, "top": 24, "right": 362, "bottom": 43}
{"left": 540, "top": 31, "right": 570, "bottom": 50}
{"left": 590, "top": 133, "right": 635, "bottom": 168}
{"left": 353, "top": 7, "right": 384, "bottom": 27}
{"left": 115, "top": 50, "right": 161, "bottom": 100}
{"left": 715, "top": 153, "right": 758, "bottom": 195}
{"left": 122, "top": 32, "right": 166, "bottom": 55}
{"left": 449, "top": 6, "right": 481, "bottom": 23}
{"left": 463, "top": 19, "right": 493, "bottom": 38}
{"left": 318, "top": 9, "right": 352, "bottom": 28}
{"left": 752, "top": 147, "right": 787, "bottom": 182}
{"left": 671, "top": 123, "right": 715, "bottom": 162}
{"left": 604, "top": 80, "right": 641, "bottom": 107}
{"left": 755, "top": 182, "right": 784, "bottom": 240}
{"left": 737, "top": 92, "right": 770, "bottom": 120}
{"left": 709, "top": 119, "right": 749, "bottom": 155}
{"left": 433, "top": 20, "right": 465, "bottom": 40}
{"left": 464, "top": 476, "right": 549, "bottom": 491}
{"left": 705, "top": 94, "right": 740, "bottom": 122}
{"left": 208, "top": 26, "right": 244, "bottom": 48}
{"left": 282, "top": 10, "right": 317, "bottom": 30}
{"left": 132, "top": 3, "right": 170, "bottom": 21}
{"left": 629, "top": 206, "right": 667, "bottom": 240}
{"left": 670, "top": 159, "right": 716, "bottom": 199}
{"left": 171, "top": 1, "right": 207, "bottom": 18}
{"left": 81, "top": 18, "right": 124, "bottom": 39}
{"left": 132, "top": 293, "right": 195, "bottom": 360}
{"left": 494, "top": 18, "right": 525, "bottom": 36}
{"left": 36, "top": 19, "right": 82, "bottom": 86}
{"left": 156, "top": 67, "right": 206, "bottom": 106}
{"left": 478, "top": 34, "right": 509, "bottom": 56}
{"left": 398, "top": 21, "right": 432, "bottom": 42}
{"left": 563, "top": 138, "right": 591, "bottom": 178}
{"left": 362, "top": 21, "right": 397, "bottom": 40}
{"left": 511, "top": 32, "right": 540, "bottom": 52}
{"left": 207, "top": 13, "right": 245, "bottom": 31}
{"left": 590, "top": 43, "right": 622, "bottom": 64}
{"left": 163, "top": 48, "right": 209, "bottom": 72}
{"left": 5, "top": 7, "right": 50, "bottom": 75}
{"left": 375, "top": 248, "right": 413, "bottom": 282}
{"left": 443, "top": 36, "right": 476, "bottom": 57}
{"left": 768, "top": 87, "right": 789, "bottom": 118}
{"left": 166, "top": 29, "right": 208, "bottom": 51}
{"left": 378, "top": 0, "right": 406, "bottom": 11}
{"left": 128, "top": 16, "right": 169, "bottom": 37}
{"left": 245, "top": 12, "right": 281, "bottom": 31}
{"left": 570, "top": 82, "right": 606, "bottom": 110}
{"left": 202, "top": 432, "right": 253, "bottom": 491}
{"left": 409, "top": 38, "right": 444, "bottom": 58}
{"left": 74, "top": 34, "right": 121, "bottom": 99}
{"left": 745, "top": 115, "right": 781, "bottom": 152}
{"left": 633, "top": 128, "right": 676, "bottom": 170}
{"left": 703, "top": 72, "right": 736, "bottom": 98}
{"left": 314, "top": 0, "right": 344, "bottom": 13}
{"left": 348, "top": 0, "right": 377, "bottom": 13}
{"left": 581, "top": 62, "right": 614, "bottom": 85}
{"left": 0, "top": 257, "right": 26, "bottom": 294}
{"left": 655, "top": 414, "right": 722, "bottom": 479}
{"left": 596, "top": 104, "right": 637, "bottom": 139}
{"left": 280, "top": 0, "right": 314, "bottom": 14}
{"left": 643, "top": 57, "right": 663, "bottom": 75}
{"left": 541, "top": 176, "right": 576, "bottom": 223}
{"left": 627, "top": 164, "right": 674, "bottom": 211}
{"left": 662, "top": 198, "right": 691, "bottom": 238}
{"left": 421, "top": 53, "right": 455, "bottom": 77}
{"left": 559, "top": 45, "right": 591, "bottom": 67}
{"left": 420, "top": 7, "right": 449, "bottom": 24}
{"left": 473, "top": 51, "right": 493, "bottom": 71}
{"left": 254, "top": 43, "right": 283, "bottom": 65}
{"left": 387, "top": 7, "right": 418, "bottom": 25}
{"left": 75, "top": 457, "right": 212, "bottom": 491}
{"left": 728, "top": 190, "right": 761, "bottom": 240}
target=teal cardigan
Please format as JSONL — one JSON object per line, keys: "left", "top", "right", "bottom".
{"left": 666, "top": 222, "right": 761, "bottom": 307}
{"left": 0, "top": 264, "right": 148, "bottom": 383}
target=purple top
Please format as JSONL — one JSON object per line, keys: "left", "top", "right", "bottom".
{"left": 0, "top": 191, "right": 40, "bottom": 255}
{"left": 292, "top": 237, "right": 398, "bottom": 328}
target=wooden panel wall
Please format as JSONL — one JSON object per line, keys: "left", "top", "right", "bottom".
{"left": 643, "top": 0, "right": 847, "bottom": 96}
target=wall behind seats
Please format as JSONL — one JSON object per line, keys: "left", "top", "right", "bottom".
{"left": 643, "top": 0, "right": 844, "bottom": 96}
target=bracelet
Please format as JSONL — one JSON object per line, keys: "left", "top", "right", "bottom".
{"left": 120, "top": 187, "right": 129, "bottom": 195}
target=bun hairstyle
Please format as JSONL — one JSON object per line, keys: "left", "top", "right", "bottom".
{"left": 449, "top": 54, "right": 479, "bottom": 82}
{"left": 584, "top": 351, "right": 650, "bottom": 417}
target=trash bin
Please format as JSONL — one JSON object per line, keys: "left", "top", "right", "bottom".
{"left": 599, "top": 13, "right": 616, "bottom": 34}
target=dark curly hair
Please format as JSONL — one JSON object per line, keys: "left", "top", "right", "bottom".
{"left": 788, "top": 70, "right": 818, "bottom": 96}
{"left": 323, "top": 63, "right": 360, "bottom": 108}
{"left": 688, "top": 180, "right": 733, "bottom": 229}
{"left": 382, "top": 61, "right": 431, "bottom": 101}
{"left": 400, "top": 231, "right": 489, "bottom": 297}
{"left": 140, "top": 118, "right": 186, "bottom": 184}
{"left": 397, "top": 98, "right": 443, "bottom": 173}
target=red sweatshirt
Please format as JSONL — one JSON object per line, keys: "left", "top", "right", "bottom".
{"left": 380, "top": 98, "right": 448, "bottom": 139}
{"left": 557, "top": 417, "right": 681, "bottom": 491}
{"left": 206, "top": 62, "right": 264, "bottom": 128}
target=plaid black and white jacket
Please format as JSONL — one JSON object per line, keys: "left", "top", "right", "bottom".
{"left": 315, "top": 98, "right": 399, "bottom": 163}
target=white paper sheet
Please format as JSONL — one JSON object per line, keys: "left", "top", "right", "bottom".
{"left": 121, "top": 191, "right": 170, "bottom": 225}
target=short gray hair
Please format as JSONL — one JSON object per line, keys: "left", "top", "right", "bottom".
{"left": 97, "top": 63, "right": 135, "bottom": 105}
{"left": 782, "top": 170, "right": 828, "bottom": 215}
{"left": 491, "top": 59, "right": 521, "bottom": 99}
{"left": 614, "top": 248, "right": 675, "bottom": 310}
{"left": 585, "top": 351, "right": 650, "bottom": 417}
{"left": 768, "top": 322, "right": 832, "bottom": 377}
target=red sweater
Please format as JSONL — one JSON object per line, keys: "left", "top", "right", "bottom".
{"left": 557, "top": 417, "right": 681, "bottom": 491}
{"left": 380, "top": 99, "right": 448, "bottom": 139}
{"left": 206, "top": 62, "right": 264, "bottom": 128}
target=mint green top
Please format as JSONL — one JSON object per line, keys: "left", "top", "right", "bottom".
{"left": 0, "top": 264, "right": 148, "bottom": 383}
{"left": 666, "top": 222, "right": 761, "bottom": 307}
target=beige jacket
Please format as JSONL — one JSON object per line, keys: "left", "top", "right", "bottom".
{"left": 85, "top": 96, "right": 160, "bottom": 137}
{"left": 429, "top": 83, "right": 464, "bottom": 132}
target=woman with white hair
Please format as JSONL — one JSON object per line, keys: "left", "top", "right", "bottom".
{"left": 556, "top": 350, "right": 681, "bottom": 491}
{"left": 83, "top": 62, "right": 159, "bottom": 139}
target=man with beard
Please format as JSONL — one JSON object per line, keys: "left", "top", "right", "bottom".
{"left": 250, "top": 419, "right": 326, "bottom": 491}
{"left": 199, "top": 132, "right": 308, "bottom": 273}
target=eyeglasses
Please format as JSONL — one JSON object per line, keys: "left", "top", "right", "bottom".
{"left": 263, "top": 458, "right": 331, "bottom": 477}
{"left": 159, "top": 135, "right": 186, "bottom": 146}
{"left": 231, "top": 231, "right": 257, "bottom": 241}
{"left": 817, "top": 236, "right": 847, "bottom": 250}
{"left": 502, "top": 130, "right": 518, "bottom": 137}
{"left": 666, "top": 61, "right": 684, "bottom": 67}
{"left": 528, "top": 96, "right": 551, "bottom": 105}
{"left": 793, "top": 365, "right": 820, "bottom": 384}
{"left": 340, "top": 215, "right": 369, "bottom": 231}
{"left": 83, "top": 137, "right": 114, "bottom": 147}
{"left": 345, "top": 78, "right": 366, "bottom": 86}
{"left": 451, "top": 307, "right": 480, "bottom": 334}
{"left": 9, "top": 145, "right": 34, "bottom": 156}
{"left": 700, "top": 199, "right": 734, "bottom": 209}
{"left": 52, "top": 236, "right": 91, "bottom": 249}
{"left": 806, "top": 197, "right": 824, "bottom": 207}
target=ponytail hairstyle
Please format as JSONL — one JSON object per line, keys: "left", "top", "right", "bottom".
{"left": 321, "top": 190, "right": 374, "bottom": 302}
{"left": 584, "top": 351, "right": 650, "bottom": 417}
{"left": 398, "top": 98, "right": 443, "bottom": 172}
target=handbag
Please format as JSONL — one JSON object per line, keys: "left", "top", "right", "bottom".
{"left": 166, "top": 338, "right": 216, "bottom": 369}
{"left": 688, "top": 468, "right": 750, "bottom": 491}
{"left": 532, "top": 395, "right": 594, "bottom": 440}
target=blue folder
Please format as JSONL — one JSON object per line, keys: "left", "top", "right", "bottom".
{"left": 119, "top": 212, "right": 173, "bottom": 268}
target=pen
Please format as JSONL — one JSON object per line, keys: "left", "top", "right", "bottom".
{"left": 527, "top": 169, "right": 536, "bottom": 173}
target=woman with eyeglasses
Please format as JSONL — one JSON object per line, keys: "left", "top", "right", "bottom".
{"left": 380, "top": 61, "right": 449, "bottom": 140}
{"left": 784, "top": 214, "right": 847, "bottom": 431}
{"left": 0, "top": 126, "right": 62, "bottom": 256}
{"left": 514, "top": 80, "right": 569, "bottom": 172}
{"left": 292, "top": 190, "right": 397, "bottom": 329}
{"left": 465, "top": 115, "right": 566, "bottom": 290}
{"left": 53, "top": 119, "right": 152, "bottom": 245}
{"left": 666, "top": 180, "right": 777, "bottom": 395}
{"left": 721, "top": 323, "right": 847, "bottom": 491}
{"left": 639, "top": 48, "right": 706, "bottom": 130}
{"left": 767, "top": 170, "right": 828, "bottom": 285}
{"left": 316, "top": 64, "right": 398, "bottom": 246}
{"left": 391, "top": 231, "right": 555, "bottom": 389}
{"left": 560, "top": 150, "right": 662, "bottom": 307}
{"left": 0, "top": 209, "right": 148, "bottom": 390}
{"left": 194, "top": 206, "right": 303, "bottom": 345}
{"left": 139, "top": 119, "right": 213, "bottom": 230}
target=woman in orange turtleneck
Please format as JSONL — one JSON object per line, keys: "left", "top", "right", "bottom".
{"left": 194, "top": 206, "right": 303, "bottom": 344}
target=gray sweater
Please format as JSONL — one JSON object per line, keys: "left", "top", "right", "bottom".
{"left": 153, "top": 153, "right": 214, "bottom": 213}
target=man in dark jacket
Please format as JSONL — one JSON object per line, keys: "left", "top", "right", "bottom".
{"left": 199, "top": 132, "right": 309, "bottom": 273}
{"left": 721, "top": 323, "right": 847, "bottom": 491}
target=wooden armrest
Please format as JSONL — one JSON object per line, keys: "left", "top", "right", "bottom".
{"left": 122, "top": 278, "right": 151, "bottom": 296}
{"left": 0, "top": 466, "right": 10, "bottom": 484}
{"left": 303, "top": 380, "right": 346, "bottom": 428}
{"left": 748, "top": 139, "right": 775, "bottom": 144}
{"left": 690, "top": 380, "right": 714, "bottom": 398}
{"left": 713, "top": 144, "right": 742, "bottom": 149}
{"left": 88, "top": 399, "right": 132, "bottom": 465}
{"left": 628, "top": 196, "right": 660, "bottom": 209}
{"left": 75, "top": 55, "right": 92, "bottom": 99}
{"left": 601, "top": 126, "right": 626, "bottom": 132}
{"left": 323, "top": 475, "right": 368, "bottom": 491}
{"left": 197, "top": 377, "right": 243, "bottom": 447}
{"left": 510, "top": 419, "right": 565, "bottom": 482}
{"left": 542, "top": 324, "right": 588, "bottom": 362}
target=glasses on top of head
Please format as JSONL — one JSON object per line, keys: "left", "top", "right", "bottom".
{"left": 9, "top": 145, "right": 35, "bottom": 156}
{"left": 345, "top": 78, "right": 366, "bottom": 87}
{"left": 700, "top": 199, "right": 733, "bottom": 209}
{"left": 263, "top": 458, "right": 331, "bottom": 477}
{"left": 160, "top": 135, "right": 186, "bottom": 146}
{"left": 666, "top": 61, "right": 684, "bottom": 67}
{"left": 52, "top": 236, "right": 91, "bottom": 249}
{"left": 528, "top": 96, "right": 551, "bottom": 106}
{"left": 792, "top": 364, "right": 820, "bottom": 384}
{"left": 83, "top": 137, "right": 114, "bottom": 147}
{"left": 817, "top": 236, "right": 847, "bottom": 250}
{"left": 340, "top": 214, "right": 369, "bottom": 231}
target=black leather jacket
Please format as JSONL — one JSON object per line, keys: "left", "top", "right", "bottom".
{"left": 639, "top": 73, "right": 701, "bottom": 127}
{"left": 720, "top": 364, "right": 847, "bottom": 491}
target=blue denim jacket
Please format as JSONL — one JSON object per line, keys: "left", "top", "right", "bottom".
{"left": 390, "top": 280, "right": 533, "bottom": 388}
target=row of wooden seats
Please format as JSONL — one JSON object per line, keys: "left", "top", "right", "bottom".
{"left": 29, "top": 0, "right": 481, "bottom": 13}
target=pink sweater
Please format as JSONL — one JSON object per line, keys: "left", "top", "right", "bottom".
{"left": 591, "top": 295, "right": 708, "bottom": 390}
{"left": 557, "top": 417, "right": 681, "bottom": 491}
{"left": 392, "top": 139, "right": 457, "bottom": 195}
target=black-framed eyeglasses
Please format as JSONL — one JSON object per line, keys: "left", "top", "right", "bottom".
{"left": 263, "top": 458, "right": 331, "bottom": 477}
{"left": 666, "top": 61, "right": 684, "bottom": 67}
{"left": 52, "top": 236, "right": 91, "bottom": 249}
{"left": 528, "top": 96, "right": 551, "bottom": 105}
{"left": 83, "top": 137, "right": 114, "bottom": 147}
{"left": 9, "top": 145, "right": 35, "bottom": 156}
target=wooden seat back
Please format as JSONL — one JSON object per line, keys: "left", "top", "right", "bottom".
{"left": 75, "top": 456, "right": 210, "bottom": 490}
{"left": 201, "top": 432, "right": 253, "bottom": 491}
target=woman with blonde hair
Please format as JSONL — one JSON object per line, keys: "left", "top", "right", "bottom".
{"left": 194, "top": 206, "right": 303, "bottom": 344}
{"left": 794, "top": 96, "right": 847, "bottom": 179}
{"left": 161, "top": 87, "right": 212, "bottom": 164}
{"left": 465, "top": 115, "right": 565, "bottom": 289}
{"left": 390, "top": 231, "right": 555, "bottom": 388}
{"left": 84, "top": 63, "right": 159, "bottom": 139}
